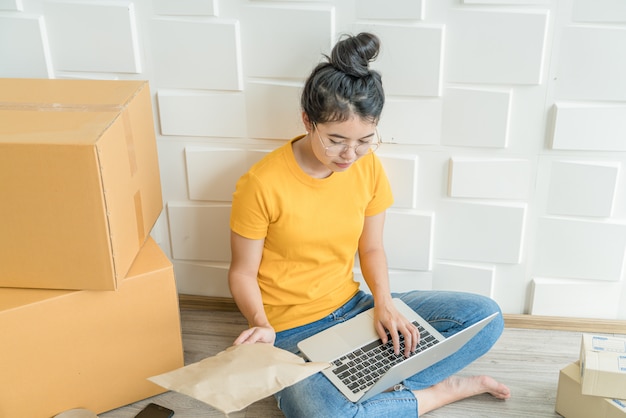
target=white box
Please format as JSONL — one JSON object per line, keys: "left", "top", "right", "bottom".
{"left": 580, "top": 334, "right": 626, "bottom": 399}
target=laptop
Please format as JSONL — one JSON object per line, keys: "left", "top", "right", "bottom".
{"left": 297, "top": 298, "right": 499, "bottom": 403}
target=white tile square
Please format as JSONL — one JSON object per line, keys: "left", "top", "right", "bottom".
{"left": 245, "top": 81, "right": 303, "bottom": 139}
{"left": 573, "top": 0, "right": 626, "bottom": 24}
{"left": 185, "top": 147, "right": 269, "bottom": 202}
{"left": 534, "top": 218, "right": 626, "bottom": 282}
{"left": 449, "top": 157, "right": 532, "bottom": 200}
{"left": 167, "top": 203, "right": 232, "bottom": 262}
{"left": 384, "top": 210, "right": 433, "bottom": 271}
{"left": 242, "top": 5, "right": 333, "bottom": 79}
{"left": 155, "top": 140, "right": 193, "bottom": 202}
{"left": 441, "top": 88, "right": 512, "bottom": 148}
{"left": 157, "top": 90, "right": 247, "bottom": 138}
{"left": 153, "top": 0, "right": 218, "bottom": 16}
{"left": 547, "top": 160, "right": 619, "bottom": 217}
{"left": 446, "top": 9, "right": 548, "bottom": 84}
{"left": 173, "top": 262, "right": 231, "bottom": 297}
{"left": 437, "top": 201, "right": 526, "bottom": 264}
{"left": 531, "top": 278, "right": 621, "bottom": 319}
{"left": 356, "top": 0, "right": 424, "bottom": 20}
{"left": 151, "top": 18, "right": 241, "bottom": 90}
{"left": 0, "top": 16, "right": 52, "bottom": 78}
{"left": 43, "top": 1, "right": 141, "bottom": 73}
{"left": 555, "top": 27, "right": 626, "bottom": 101}
{"left": 463, "top": 0, "right": 549, "bottom": 3}
{"left": 378, "top": 98, "right": 442, "bottom": 145}
{"left": 356, "top": 24, "right": 444, "bottom": 97}
{"left": 355, "top": 270, "right": 433, "bottom": 294}
{"left": 0, "top": 0, "right": 22, "bottom": 11}
{"left": 377, "top": 154, "right": 419, "bottom": 209}
{"left": 433, "top": 262, "right": 495, "bottom": 297}
{"left": 552, "top": 103, "right": 626, "bottom": 151}
{"left": 185, "top": 148, "right": 247, "bottom": 202}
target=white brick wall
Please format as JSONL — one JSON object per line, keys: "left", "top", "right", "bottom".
{"left": 2, "top": 0, "right": 625, "bottom": 319}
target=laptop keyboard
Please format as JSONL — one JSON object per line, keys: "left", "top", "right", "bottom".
{"left": 329, "top": 321, "right": 440, "bottom": 395}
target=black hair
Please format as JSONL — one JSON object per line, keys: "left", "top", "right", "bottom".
{"left": 301, "top": 32, "right": 384, "bottom": 125}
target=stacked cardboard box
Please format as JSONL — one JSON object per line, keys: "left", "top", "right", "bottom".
{"left": 0, "top": 79, "right": 184, "bottom": 418}
{"left": 556, "top": 334, "right": 626, "bottom": 418}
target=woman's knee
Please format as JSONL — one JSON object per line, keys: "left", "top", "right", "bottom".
{"left": 276, "top": 374, "right": 357, "bottom": 418}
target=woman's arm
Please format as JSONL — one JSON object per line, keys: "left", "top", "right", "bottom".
{"left": 228, "top": 230, "right": 275, "bottom": 345}
{"left": 358, "top": 211, "right": 418, "bottom": 356}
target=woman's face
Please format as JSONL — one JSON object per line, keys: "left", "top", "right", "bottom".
{"left": 311, "top": 117, "right": 379, "bottom": 173}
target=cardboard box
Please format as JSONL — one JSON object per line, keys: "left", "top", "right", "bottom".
{"left": 580, "top": 334, "right": 626, "bottom": 399}
{"left": 0, "top": 237, "right": 184, "bottom": 418}
{"left": 0, "top": 78, "right": 162, "bottom": 290}
{"left": 556, "top": 362, "right": 626, "bottom": 418}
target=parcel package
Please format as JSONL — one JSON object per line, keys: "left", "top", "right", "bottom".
{"left": 0, "top": 237, "right": 184, "bottom": 418}
{"left": 556, "top": 362, "right": 626, "bottom": 418}
{"left": 580, "top": 334, "right": 626, "bottom": 400}
{"left": 0, "top": 78, "right": 162, "bottom": 290}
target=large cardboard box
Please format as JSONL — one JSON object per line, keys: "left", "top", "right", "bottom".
{"left": 556, "top": 362, "right": 626, "bottom": 418}
{"left": 0, "top": 78, "right": 162, "bottom": 290}
{"left": 0, "top": 237, "right": 184, "bottom": 418}
{"left": 580, "top": 334, "right": 626, "bottom": 399}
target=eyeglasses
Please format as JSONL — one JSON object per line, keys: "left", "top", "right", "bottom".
{"left": 313, "top": 123, "right": 381, "bottom": 157}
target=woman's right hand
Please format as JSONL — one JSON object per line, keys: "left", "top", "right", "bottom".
{"left": 233, "top": 325, "right": 276, "bottom": 345}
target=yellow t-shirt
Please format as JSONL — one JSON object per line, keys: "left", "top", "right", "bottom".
{"left": 230, "top": 136, "right": 393, "bottom": 332}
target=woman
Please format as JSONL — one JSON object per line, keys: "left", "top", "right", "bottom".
{"left": 228, "top": 32, "right": 510, "bottom": 417}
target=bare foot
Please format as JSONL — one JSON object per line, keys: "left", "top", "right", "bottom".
{"left": 414, "top": 375, "right": 510, "bottom": 416}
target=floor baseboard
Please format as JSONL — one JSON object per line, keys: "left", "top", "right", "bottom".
{"left": 178, "top": 294, "right": 626, "bottom": 334}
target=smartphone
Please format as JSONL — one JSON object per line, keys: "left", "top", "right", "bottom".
{"left": 133, "top": 403, "right": 174, "bottom": 418}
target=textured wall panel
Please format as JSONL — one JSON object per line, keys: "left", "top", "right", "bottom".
{"left": 433, "top": 262, "right": 495, "bottom": 297}
{"left": 531, "top": 278, "right": 621, "bottom": 319}
{"left": 555, "top": 27, "right": 626, "bottom": 101}
{"left": 547, "top": 160, "right": 619, "bottom": 217}
{"left": 384, "top": 210, "right": 433, "bottom": 271}
{"left": 0, "top": 0, "right": 22, "bottom": 11}
{"left": 0, "top": 16, "right": 51, "bottom": 77}
{"left": 359, "top": 24, "right": 444, "bottom": 97}
{"left": 5, "top": 0, "right": 625, "bottom": 318}
{"left": 552, "top": 104, "right": 626, "bottom": 151}
{"left": 245, "top": 81, "right": 303, "bottom": 139}
{"left": 241, "top": 5, "right": 333, "bottom": 79}
{"left": 356, "top": 0, "right": 424, "bottom": 21}
{"left": 157, "top": 90, "right": 247, "bottom": 137}
{"left": 378, "top": 98, "right": 441, "bottom": 145}
{"left": 185, "top": 147, "right": 268, "bottom": 202}
{"left": 43, "top": 1, "right": 141, "bottom": 73}
{"left": 464, "top": 0, "right": 549, "bottom": 3}
{"left": 156, "top": 140, "right": 195, "bottom": 202}
{"left": 446, "top": 9, "right": 548, "bottom": 84}
{"left": 167, "top": 203, "right": 231, "bottom": 262}
{"left": 355, "top": 270, "right": 432, "bottom": 294}
{"left": 153, "top": 0, "right": 218, "bottom": 16}
{"left": 151, "top": 19, "right": 241, "bottom": 90}
{"left": 534, "top": 217, "right": 626, "bottom": 282}
{"left": 378, "top": 154, "right": 419, "bottom": 209}
{"left": 441, "top": 88, "right": 512, "bottom": 148}
{"left": 449, "top": 157, "right": 531, "bottom": 200}
{"left": 573, "top": 0, "right": 626, "bottom": 23}
{"left": 437, "top": 202, "right": 526, "bottom": 264}
{"left": 173, "top": 262, "right": 231, "bottom": 297}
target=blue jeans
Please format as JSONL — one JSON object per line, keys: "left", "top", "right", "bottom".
{"left": 273, "top": 290, "right": 504, "bottom": 417}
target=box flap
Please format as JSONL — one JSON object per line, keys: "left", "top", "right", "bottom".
{"left": 0, "top": 78, "right": 146, "bottom": 106}
{"left": 0, "top": 110, "right": 120, "bottom": 145}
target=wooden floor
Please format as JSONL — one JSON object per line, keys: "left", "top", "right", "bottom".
{"left": 100, "top": 309, "right": 607, "bottom": 418}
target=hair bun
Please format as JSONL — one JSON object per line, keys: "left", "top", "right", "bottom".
{"left": 329, "top": 32, "right": 380, "bottom": 77}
